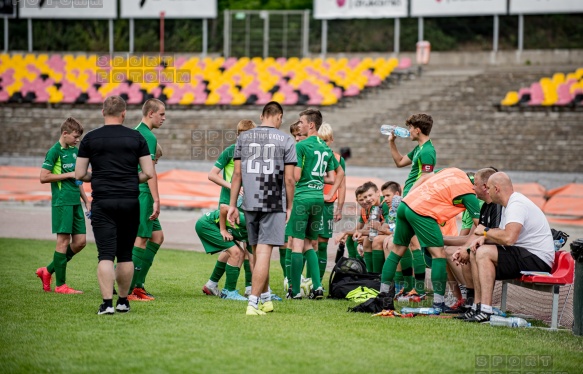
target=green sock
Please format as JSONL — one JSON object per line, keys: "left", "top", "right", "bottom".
{"left": 279, "top": 247, "right": 287, "bottom": 278}
{"left": 244, "top": 259, "right": 252, "bottom": 287}
{"left": 381, "top": 251, "right": 401, "bottom": 285}
{"left": 224, "top": 264, "right": 240, "bottom": 291}
{"left": 431, "top": 258, "right": 447, "bottom": 297}
{"left": 136, "top": 241, "right": 160, "bottom": 287}
{"left": 291, "top": 252, "right": 304, "bottom": 295}
{"left": 363, "top": 252, "right": 373, "bottom": 272}
{"left": 130, "top": 246, "right": 145, "bottom": 289}
{"left": 317, "top": 242, "right": 328, "bottom": 283}
{"left": 346, "top": 237, "right": 358, "bottom": 258}
{"left": 304, "top": 249, "right": 321, "bottom": 290}
{"left": 285, "top": 248, "right": 292, "bottom": 280}
{"left": 394, "top": 271, "right": 404, "bottom": 290}
{"left": 401, "top": 249, "right": 414, "bottom": 292}
{"left": 47, "top": 245, "right": 76, "bottom": 274}
{"left": 53, "top": 251, "right": 67, "bottom": 287}
{"left": 305, "top": 253, "right": 311, "bottom": 279}
{"left": 412, "top": 249, "right": 426, "bottom": 294}
{"left": 210, "top": 260, "right": 227, "bottom": 283}
{"left": 372, "top": 250, "right": 385, "bottom": 273}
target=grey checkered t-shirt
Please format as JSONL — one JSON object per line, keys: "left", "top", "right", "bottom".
{"left": 234, "top": 126, "right": 297, "bottom": 212}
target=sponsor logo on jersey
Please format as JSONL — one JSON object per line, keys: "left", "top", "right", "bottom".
{"left": 308, "top": 183, "right": 323, "bottom": 190}
{"left": 63, "top": 163, "right": 75, "bottom": 169}
{"left": 422, "top": 164, "right": 434, "bottom": 172}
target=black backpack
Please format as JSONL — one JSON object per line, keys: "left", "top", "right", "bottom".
{"left": 328, "top": 257, "right": 381, "bottom": 299}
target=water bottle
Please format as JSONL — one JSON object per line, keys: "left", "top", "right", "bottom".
{"left": 400, "top": 307, "right": 441, "bottom": 315}
{"left": 388, "top": 195, "right": 401, "bottom": 232}
{"left": 380, "top": 125, "right": 410, "bottom": 138}
{"left": 492, "top": 307, "right": 507, "bottom": 317}
{"left": 236, "top": 194, "right": 244, "bottom": 208}
{"left": 368, "top": 206, "right": 380, "bottom": 241}
{"left": 489, "top": 315, "right": 531, "bottom": 328}
{"left": 554, "top": 238, "right": 565, "bottom": 251}
{"left": 75, "top": 180, "right": 83, "bottom": 186}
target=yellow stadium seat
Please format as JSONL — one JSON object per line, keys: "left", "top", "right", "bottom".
{"left": 231, "top": 92, "right": 247, "bottom": 106}
{"left": 205, "top": 92, "right": 220, "bottom": 105}
{"left": 500, "top": 91, "right": 519, "bottom": 106}
{"left": 575, "top": 68, "right": 583, "bottom": 80}
{"left": 271, "top": 92, "right": 285, "bottom": 103}
{"left": 179, "top": 92, "right": 195, "bottom": 105}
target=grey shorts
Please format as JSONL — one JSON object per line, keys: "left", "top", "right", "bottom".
{"left": 244, "top": 210, "right": 286, "bottom": 246}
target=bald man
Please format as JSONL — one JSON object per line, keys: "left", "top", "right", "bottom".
{"left": 463, "top": 172, "right": 554, "bottom": 323}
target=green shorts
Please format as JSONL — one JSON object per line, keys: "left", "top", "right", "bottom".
{"left": 195, "top": 218, "right": 236, "bottom": 254}
{"left": 318, "top": 202, "right": 336, "bottom": 239}
{"left": 285, "top": 197, "right": 324, "bottom": 241}
{"left": 137, "top": 192, "right": 162, "bottom": 238}
{"left": 392, "top": 203, "right": 444, "bottom": 248}
{"left": 52, "top": 204, "right": 86, "bottom": 235}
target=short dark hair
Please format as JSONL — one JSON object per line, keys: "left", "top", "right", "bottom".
{"left": 61, "top": 117, "right": 83, "bottom": 135}
{"left": 360, "top": 181, "right": 379, "bottom": 193}
{"left": 103, "top": 96, "right": 127, "bottom": 117}
{"left": 262, "top": 101, "right": 283, "bottom": 118}
{"left": 299, "top": 108, "right": 323, "bottom": 130}
{"left": 289, "top": 120, "right": 301, "bottom": 135}
{"left": 142, "top": 98, "right": 164, "bottom": 117}
{"left": 405, "top": 113, "right": 433, "bottom": 136}
{"left": 381, "top": 181, "right": 401, "bottom": 194}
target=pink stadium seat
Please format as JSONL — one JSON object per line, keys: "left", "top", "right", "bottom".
{"left": 193, "top": 92, "right": 207, "bottom": 105}
{"left": 348, "top": 58, "right": 360, "bottom": 68}
{"left": 242, "top": 61, "right": 256, "bottom": 76}
{"left": 332, "top": 87, "right": 342, "bottom": 99}
{"left": 344, "top": 84, "right": 360, "bottom": 97}
{"left": 174, "top": 56, "right": 188, "bottom": 69}
{"left": 555, "top": 82, "right": 574, "bottom": 106}
{"left": 282, "top": 91, "right": 298, "bottom": 105}
{"left": 275, "top": 57, "right": 287, "bottom": 65}
{"left": 0, "top": 90, "right": 9, "bottom": 101}
{"left": 222, "top": 57, "right": 238, "bottom": 70}
{"left": 47, "top": 55, "right": 66, "bottom": 72}
{"left": 528, "top": 82, "right": 544, "bottom": 106}
{"left": 396, "top": 57, "right": 412, "bottom": 70}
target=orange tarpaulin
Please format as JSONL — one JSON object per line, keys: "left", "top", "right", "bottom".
{"left": 513, "top": 182, "right": 547, "bottom": 209}
{"left": 544, "top": 183, "right": 583, "bottom": 225}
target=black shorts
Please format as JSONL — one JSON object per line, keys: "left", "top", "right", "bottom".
{"left": 91, "top": 198, "right": 140, "bottom": 262}
{"left": 495, "top": 245, "right": 552, "bottom": 280}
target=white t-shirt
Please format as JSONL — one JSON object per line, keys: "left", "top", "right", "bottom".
{"left": 499, "top": 192, "right": 554, "bottom": 267}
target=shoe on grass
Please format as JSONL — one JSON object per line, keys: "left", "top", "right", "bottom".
{"left": 55, "top": 284, "right": 83, "bottom": 294}
{"left": 246, "top": 305, "right": 266, "bottom": 316}
{"left": 35, "top": 267, "right": 52, "bottom": 292}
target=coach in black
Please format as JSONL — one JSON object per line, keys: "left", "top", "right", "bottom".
{"left": 75, "top": 96, "right": 154, "bottom": 315}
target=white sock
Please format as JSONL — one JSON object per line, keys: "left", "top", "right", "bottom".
{"left": 433, "top": 294, "right": 444, "bottom": 304}
{"left": 380, "top": 283, "right": 391, "bottom": 293}
{"left": 471, "top": 303, "right": 478, "bottom": 311}
{"left": 206, "top": 280, "right": 218, "bottom": 288}
{"left": 248, "top": 295, "right": 259, "bottom": 309}
{"left": 481, "top": 304, "right": 493, "bottom": 314}
{"left": 260, "top": 291, "right": 270, "bottom": 303}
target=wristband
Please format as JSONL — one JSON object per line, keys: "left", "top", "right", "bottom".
{"left": 483, "top": 227, "right": 490, "bottom": 237}
{"left": 466, "top": 247, "right": 471, "bottom": 254}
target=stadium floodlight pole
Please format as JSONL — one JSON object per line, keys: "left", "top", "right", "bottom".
{"left": 493, "top": 15, "right": 499, "bottom": 53}
{"left": 418, "top": 17, "right": 423, "bottom": 42}
{"left": 202, "top": 18, "right": 208, "bottom": 57}
{"left": 129, "top": 18, "right": 134, "bottom": 53}
{"left": 245, "top": 12, "right": 250, "bottom": 57}
{"left": 302, "top": 10, "right": 309, "bottom": 58}
{"left": 27, "top": 18, "right": 32, "bottom": 52}
{"left": 262, "top": 11, "right": 269, "bottom": 58}
{"left": 321, "top": 19, "right": 327, "bottom": 58}
{"left": 518, "top": 14, "right": 524, "bottom": 52}
{"left": 223, "top": 9, "right": 230, "bottom": 58}
{"left": 109, "top": 19, "right": 114, "bottom": 54}
{"left": 160, "top": 12, "right": 165, "bottom": 54}
{"left": 394, "top": 18, "right": 400, "bottom": 54}
{"left": 3, "top": 16, "right": 7, "bottom": 53}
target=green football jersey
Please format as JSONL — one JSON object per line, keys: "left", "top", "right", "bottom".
{"left": 203, "top": 209, "right": 248, "bottom": 241}
{"left": 403, "top": 139, "right": 436, "bottom": 197}
{"left": 135, "top": 122, "right": 157, "bottom": 193}
{"left": 42, "top": 142, "right": 81, "bottom": 206}
{"left": 295, "top": 136, "right": 339, "bottom": 199}
{"left": 214, "top": 144, "right": 235, "bottom": 206}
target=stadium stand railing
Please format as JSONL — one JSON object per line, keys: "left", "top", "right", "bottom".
{"left": 0, "top": 53, "right": 402, "bottom": 107}
{"left": 499, "top": 68, "right": 583, "bottom": 110}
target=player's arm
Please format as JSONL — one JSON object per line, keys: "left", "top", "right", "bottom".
{"left": 387, "top": 134, "right": 412, "bottom": 168}
{"left": 219, "top": 204, "right": 233, "bottom": 241}
{"left": 284, "top": 164, "right": 296, "bottom": 220}
{"left": 227, "top": 160, "right": 242, "bottom": 225}
{"left": 138, "top": 155, "right": 154, "bottom": 183}
{"left": 146, "top": 162, "right": 160, "bottom": 220}
{"left": 40, "top": 168, "right": 75, "bottom": 183}
{"left": 323, "top": 170, "right": 335, "bottom": 184}
{"left": 74, "top": 157, "right": 91, "bottom": 182}
{"left": 208, "top": 166, "right": 231, "bottom": 189}
{"left": 324, "top": 166, "right": 344, "bottom": 201}
{"left": 334, "top": 174, "right": 346, "bottom": 221}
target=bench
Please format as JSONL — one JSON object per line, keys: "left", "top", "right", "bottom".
{"left": 500, "top": 251, "right": 575, "bottom": 330}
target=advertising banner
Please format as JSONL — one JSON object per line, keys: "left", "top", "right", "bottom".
{"left": 121, "top": 0, "right": 217, "bottom": 19}
{"left": 19, "top": 0, "right": 117, "bottom": 19}
{"left": 314, "top": 0, "right": 408, "bottom": 19}
{"left": 510, "top": 0, "right": 583, "bottom": 14}
{"left": 411, "top": 0, "right": 507, "bottom": 17}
